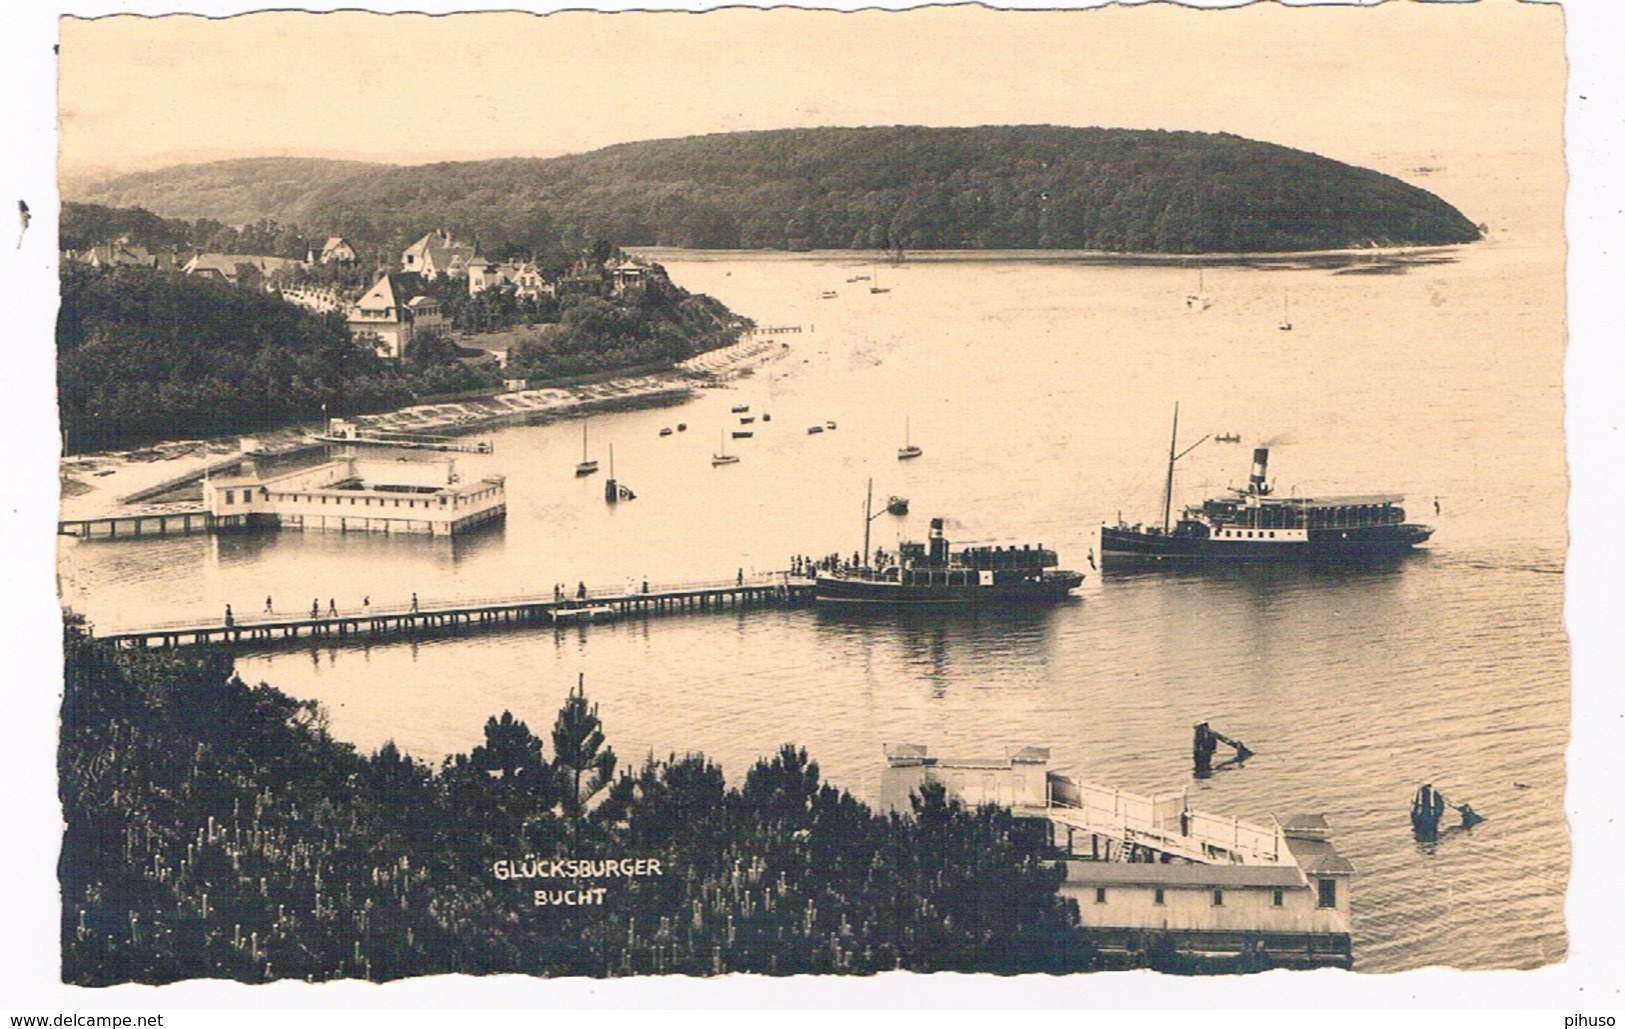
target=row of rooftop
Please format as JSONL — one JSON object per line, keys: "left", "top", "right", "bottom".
{"left": 64, "top": 230, "right": 668, "bottom": 361}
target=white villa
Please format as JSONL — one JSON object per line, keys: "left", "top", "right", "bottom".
{"left": 346, "top": 271, "right": 446, "bottom": 359}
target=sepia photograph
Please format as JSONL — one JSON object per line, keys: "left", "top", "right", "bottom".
{"left": 4, "top": 0, "right": 1622, "bottom": 1013}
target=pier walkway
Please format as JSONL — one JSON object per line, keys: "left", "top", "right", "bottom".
{"left": 1041, "top": 773, "right": 1288, "bottom": 865}
{"left": 59, "top": 507, "right": 212, "bottom": 540}
{"left": 95, "top": 575, "right": 814, "bottom": 651}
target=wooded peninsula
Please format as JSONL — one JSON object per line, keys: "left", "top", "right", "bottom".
{"left": 69, "top": 125, "right": 1480, "bottom": 256}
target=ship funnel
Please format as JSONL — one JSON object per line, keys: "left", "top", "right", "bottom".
{"left": 1249, "top": 448, "right": 1271, "bottom": 495}
{"left": 929, "top": 517, "right": 948, "bottom": 563}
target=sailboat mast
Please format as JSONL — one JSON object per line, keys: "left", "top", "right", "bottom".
{"left": 1162, "top": 403, "right": 1180, "bottom": 533}
{"left": 863, "top": 478, "right": 874, "bottom": 568}
{"left": 582, "top": 422, "right": 588, "bottom": 462}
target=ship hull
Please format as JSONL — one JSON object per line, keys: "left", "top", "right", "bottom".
{"left": 814, "top": 573, "right": 1083, "bottom": 605}
{"left": 1100, "top": 524, "right": 1433, "bottom": 564}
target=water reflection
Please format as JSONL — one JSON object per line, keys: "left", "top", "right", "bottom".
{"left": 814, "top": 602, "right": 1067, "bottom": 694}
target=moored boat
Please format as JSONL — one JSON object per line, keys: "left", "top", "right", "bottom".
{"left": 712, "top": 431, "right": 739, "bottom": 466}
{"left": 816, "top": 484, "right": 1082, "bottom": 606}
{"left": 817, "top": 519, "right": 1082, "bottom": 606}
{"left": 886, "top": 495, "right": 909, "bottom": 516}
{"left": 1100, "top": 406, "right": 1434, "bottom": 565}
{"left": 574, "top": 422, "right": 599, "bottom": 477}
{"left": 898, "top": 417, "right": 922, "bottom": 460}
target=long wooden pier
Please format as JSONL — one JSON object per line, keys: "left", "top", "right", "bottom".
{"left": 95, "top": 576, "right": 815, "bottom": 651}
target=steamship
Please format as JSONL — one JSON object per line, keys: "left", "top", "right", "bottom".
{"left": 1100, "top": 409, "right": 1434, "bottom": 564}
{"left": 816, "top": 515, "right": 1084, "bottom": 605}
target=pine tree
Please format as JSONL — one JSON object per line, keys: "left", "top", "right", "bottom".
{"left": 551, "top": 674, "right": 618, "bottom": 846}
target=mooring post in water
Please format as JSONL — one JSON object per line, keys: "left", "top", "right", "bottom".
{"left": 1193, "top": 721, "right": 1252, "bottom": 777}
{"left": 1411, "top": 783, "right": 1446, "bottom": 838}
{"left": 1411, "top": 783, "right": 1483, "bottom": 838}
{"left": 1193, "top": 722, "right": 1217, "bottom": 776}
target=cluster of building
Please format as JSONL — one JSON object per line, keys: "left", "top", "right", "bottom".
{"left": 65, "top": 235, "right": 360, "bottom": 283}
{"left": 68, "top": 227, "right": 670, "bottom": 362}
{"left": 346, "top": 231, "right": 666, "bottom": 359}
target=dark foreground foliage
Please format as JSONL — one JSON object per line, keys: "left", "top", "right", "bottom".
{"left": 60, "top": 630, "right": 1097, "bottom": 984}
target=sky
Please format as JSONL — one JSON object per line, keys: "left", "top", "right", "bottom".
{"left": 8, "top": 0, "right": 1625, "bottom": 1018}
{"left": 55, "top": 2, "right": 1563, "bottom": 176}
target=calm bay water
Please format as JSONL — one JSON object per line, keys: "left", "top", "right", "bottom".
{"left": 57, "top": 155, "right": 1569, "bottom": 972}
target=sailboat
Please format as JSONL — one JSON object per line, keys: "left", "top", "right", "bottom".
{"left": 1278, "top": 292, "right": 1294, "bottom": 331}
{"left": 897, "top": 417, "right": 922, "bottom": 460}
{"left": 712, "top": 430, "right": 740, "bottom": 466}
{"left": 870, "top": 266, "right": 890, "bottom": 295}
{"left": 575, "top": 423, "right": 599, "bottom": 476}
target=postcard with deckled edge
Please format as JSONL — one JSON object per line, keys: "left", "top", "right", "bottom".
{"left": 7, "top": 0, "right": 1623, "bottom": 1012}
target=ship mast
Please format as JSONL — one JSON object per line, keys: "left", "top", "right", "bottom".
{"left": 1161, "top": 402, "right": 1211, "bottom": 534}
{"left": 863, "top": 478, "right": 874, "bottom": 569}
{"left": 1162, "top": 404, "right": 1180, "bottom": 533}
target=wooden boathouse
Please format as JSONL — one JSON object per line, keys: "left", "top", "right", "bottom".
{"left": 879, "top": 744, "right": 1354, "bottom": 969}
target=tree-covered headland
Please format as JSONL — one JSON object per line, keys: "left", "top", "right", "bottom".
{"left": 70, "top": 126, "right": 1482, "bottom": 255}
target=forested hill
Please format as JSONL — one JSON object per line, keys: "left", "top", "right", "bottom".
{"left": 67, "top": 156, "right": 392, "bottom": 230}
{"left": 68, "top": 126, "right": 1480, "bottom": 254}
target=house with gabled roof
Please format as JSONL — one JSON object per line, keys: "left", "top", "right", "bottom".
{"left": 346, "top": 271, "right": 444, "bottom": 359}
{"left": 402, "top": 230, "right": 477, "bottom": 281}
{"left": 512, "top": 261, "right": 555, "bottom": 301}
{"left": 318, "top": 237, "right": 358, "bottom": 264}
{"left": 73, "top": 240, "right": 181, "bottom": 271}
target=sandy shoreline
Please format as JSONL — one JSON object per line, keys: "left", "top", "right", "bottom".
{"left": 57, "top": 333, "right": 789, "bottom": 521}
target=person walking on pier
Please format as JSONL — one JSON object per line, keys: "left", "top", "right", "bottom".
{"left": 311, "top": 599, "right": 320, "bottom": 620}
{"left": 264, "top": 596, "right": 273, "bottom": 615}
{"left": 224, "top": 604, "right": 234, "bottom": 627}
{"left": 576, "top": 581, "right": 587, "bottom": 601}
{"left": 737, "top": 567, "right": 744, "bottom": 587}
{"left": 328, "top": 598, "right": 338, "bottom": 617}
{"left": 411, "top": 592, "right": 420, "bottom": 613}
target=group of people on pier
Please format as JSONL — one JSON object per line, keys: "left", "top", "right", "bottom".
{"left": 225, "top": 592, "right": 418, "bottom": 626}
